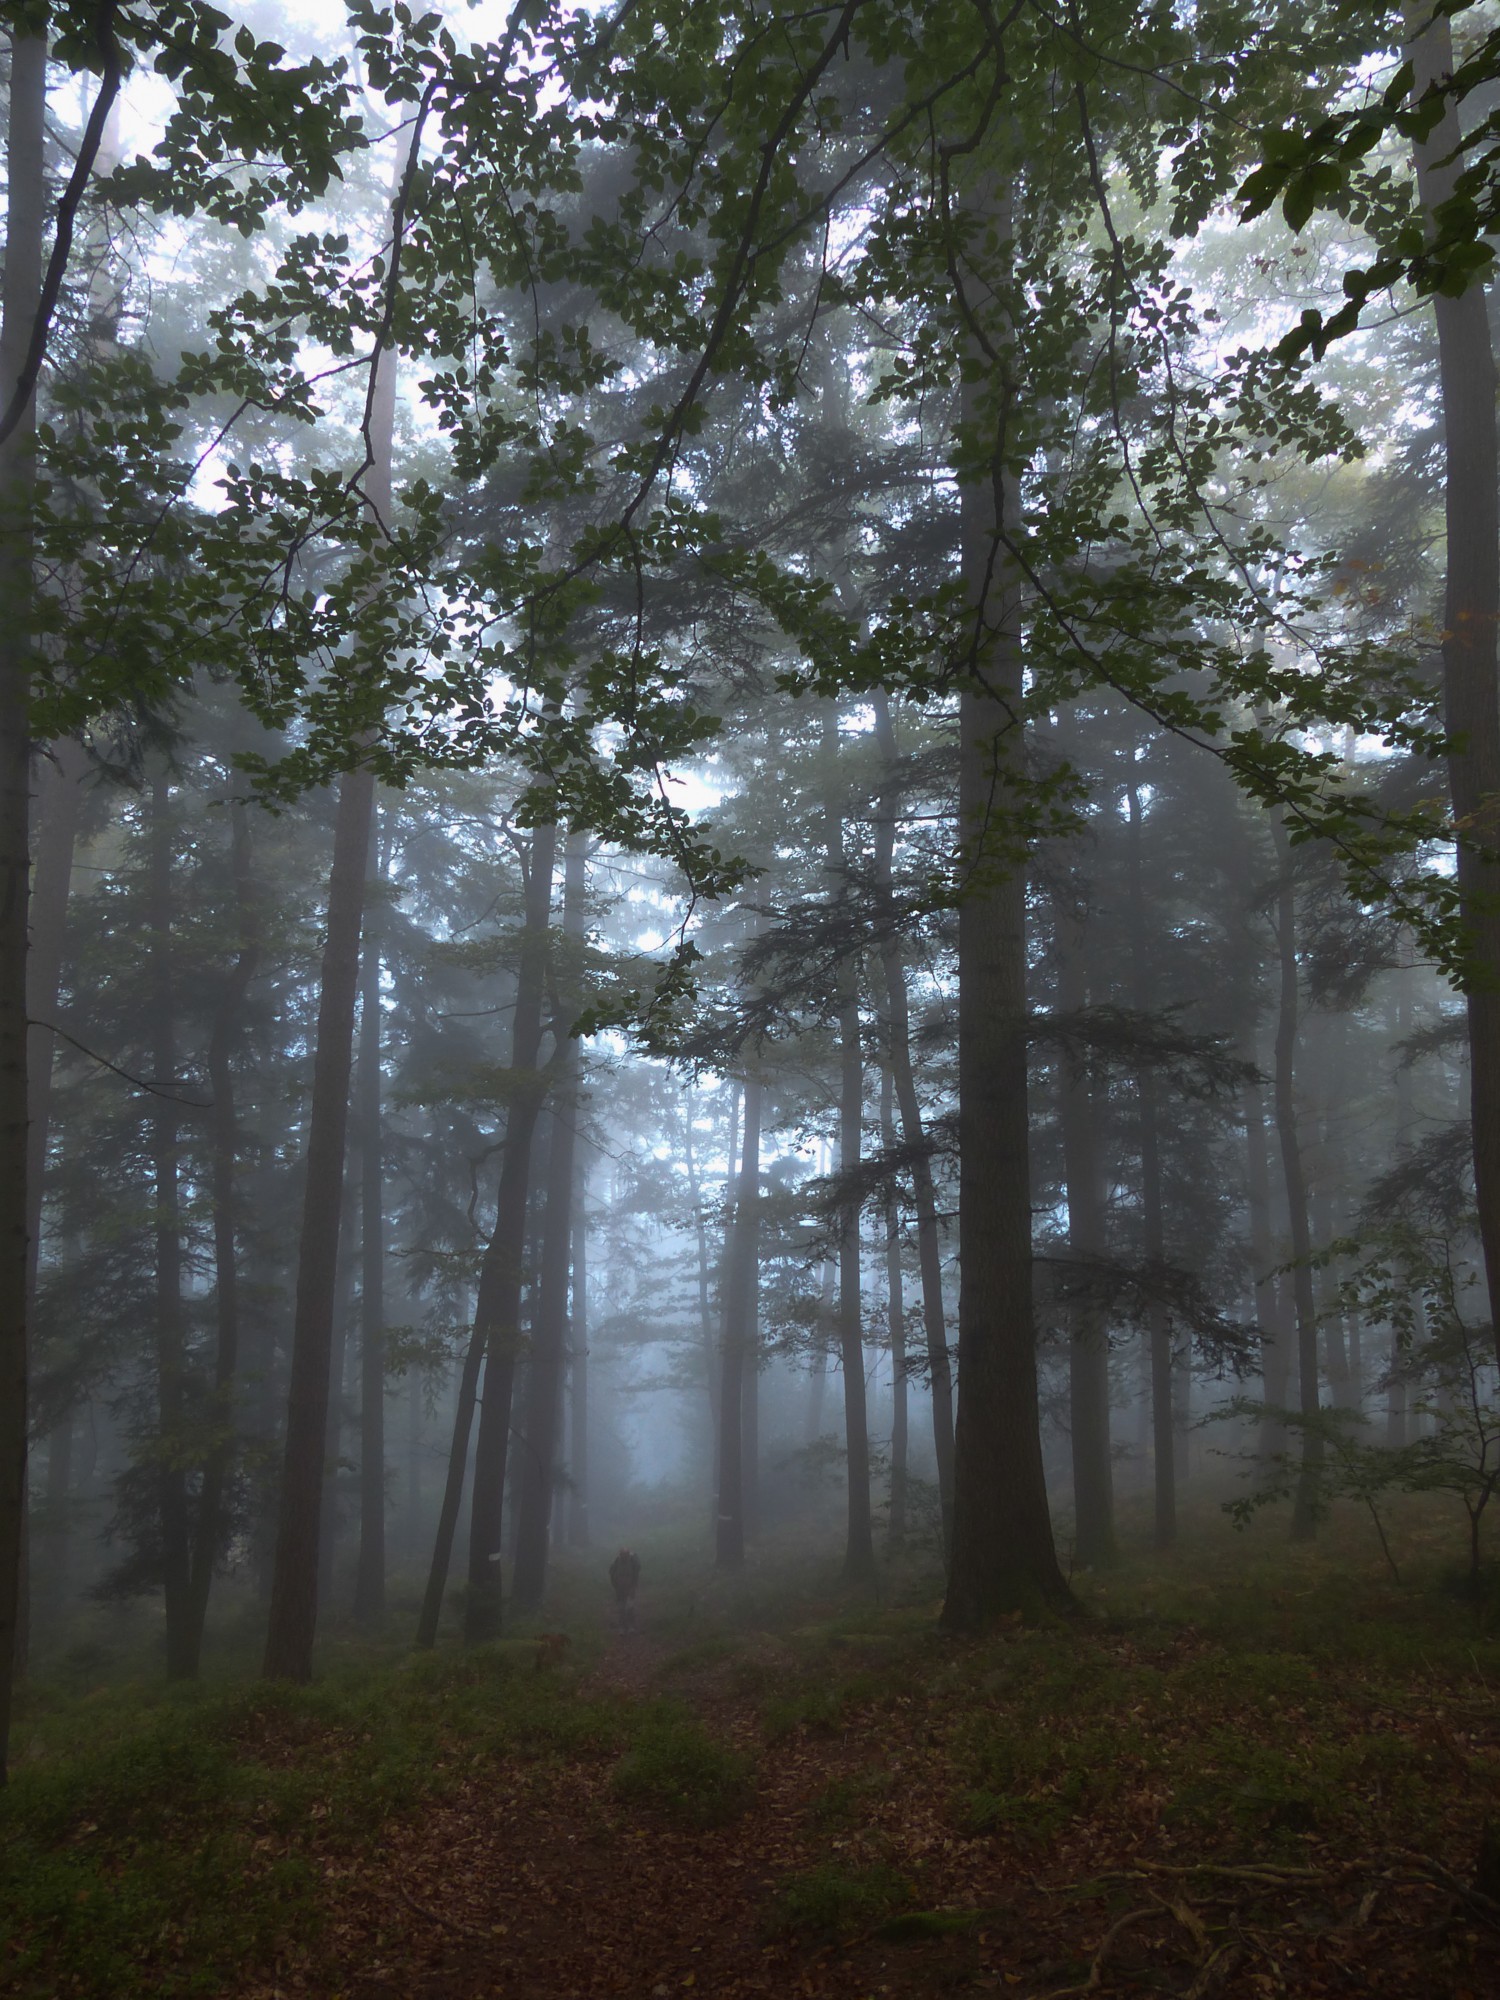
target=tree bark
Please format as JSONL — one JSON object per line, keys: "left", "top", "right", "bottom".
{"left": 1244, "top": 1073, "right": 1292, "bottom": 1465}
{"left": 822, "top": 708, "right": 875, "bottom": 1582}
{"left": 566, "top": 1158, "right": 590, "bottom": 1550}
{"left": 1406, "top": 3, "right": 1500, "bottom": 1362}
{"left": 880, "top": 1065, "right": 907, "bottom": 1551}
{"left": 1270, "top": 822, "right": 1322, "bottom": 1540}
{"left": 942, "top": 207, "right": 1070, "bottom": 1623}
{"left": 460, "top": 818, "right": 557, "bottom": 1642}
{"left": 870, "top": 690, "right": 955, "bottom": 1558}
{"left": 1125, "top": 777, "right": 1175, "bottom": 1550}
{"left": 353, "top": 818, "right": 387, "bottom": 1628}
{"left": 1057, "top": 899, "right": 1115, "bottom": 1569}
{"left": 0, "top": 22, "right": 48, "bottom": 1784}
{"left": 716, "top": 1068, "right": 762, "bottom": 1570}
{"left": 147, "top": 779, "right": 194, "bottom": 1679}
{"left": 182, "top": 800, "right": 260, "bottom": 1673}
{"left": 263, "top": 302, "right": 399, "bottom": 1679}
{"left": 511, "top": 829, "right": 586, "bottom": 1613}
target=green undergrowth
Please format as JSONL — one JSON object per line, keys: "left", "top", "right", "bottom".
{"left": 3, "top": 1641, "right": 630, "bottom": 1998}
{"left": 764, "top": 1860, "right": 913, "bottom": 1938}
{"left": 608, "top": 1700, "right": 755, "bottom": 1826}
{"left": 8, "top": 1499, "right": 1499, "bottom": 1995}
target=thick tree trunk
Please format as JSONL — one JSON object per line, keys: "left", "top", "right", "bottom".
{"left": 716, "top": 1069, "right": 762, "bottom": 1570}
{"left": 511, "top": 830, "right": 586, "bottom": 1613}
{"left": 182, "top": 801, "right": 259, "bottom": 1673}
{"left": 806, "top": 1256, "right": 833, "bottom": 1441}
{"left": 1270, "top": 824, "right": 1322, "bottom": 1540}
{"left": 0, "top": 23, "right": 48, "bottom": 1783}
{"left": 461, "top": 818, "right": 557, "bottom": 1642}
{"left": 942, "top": 267, "right": 1070, "bottom": 1625}
{"left": 263, "top": 309, "right": 399, "bottom": 1679}
{"left": 353, "top": 820, "right": 387, "bottom": 1628}
{"left": 566, "top": 1160, "right": 590, "bottom": 1549}
{"left": 1406, "top": 5, "right": 1500, "bottom": 1360}
{"left": 870, "top": 690, "right": 955, "bottom": 1558}
{"left": 1057, "top": 903, "right": 1115, "bottom": 1569}
{"left": 1125, "top": 778, "right": 1176, "bottom": 1550}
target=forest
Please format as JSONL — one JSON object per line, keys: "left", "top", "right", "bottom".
{"left": 5, "top": 0, "right": 1500, "bottom": 1993}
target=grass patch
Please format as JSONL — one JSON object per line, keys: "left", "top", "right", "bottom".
{"left": 609, "top": 1705, "right": 754, "bottom": 1827}
{"left": 765, "top": 1861, "right": 912, "bottom": 1938}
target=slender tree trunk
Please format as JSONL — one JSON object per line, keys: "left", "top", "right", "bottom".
{"left": 807, "top": 1255, "right": 833, "bottom": 1441}
{"left": 263, "top": 308, "right": 399, "bottom": 1678}
{"left": 0, "top": 23, "right": 48, "bottom": 1782}
{"left": 881, "top": 1067, "right": 907, "bottom": 1551}
{"left": 870, "top": 690, "right": 955, "bottom": 1557}
{"left": 1057, "top": 903, "right": 1115, "bottom": 1569}
{"left": 25, "top": 738, "right": 85, "bottom": 1298}
{"left": 146, "top": 780, "right": 194, "bottom": 1679}
{"left": 716, "top": 1069, "right": 762, "bottom": 1570}
{"left": 566, "top": 1160, "right": 590, "bottom": 1549}
{"left": 460, "top": 819, "right": 557, "bottom": 1642}
{"left": 1270, "top": 823, "right": 1323, "bottom": 1540}
{"left": 19, "top": 738, "right": 85, "bottom": 1669}
{"left": 512, "top": 830, "right": 586, "bottom": 1613}
{"left": 1124, "top": 778, "right": 1175, "bottom": 1550}
{"left": 1245, "top": 1074, "right": 1292, "bottom": 1464}
{"left": 822, "top": 710, "right": 875, "bottom": 1581}
{"left": 942, "top": 223, "right": 1070, "bottom": 1624}
{"left": 353, "top": 820, "right": 387, "bottom": 1628}
{"left": 40, "top": 1412, "right": 70, "bottom": 1607}
{"left": 317, "top": 1172, "right": 358, "bottom": 1612}
{"left": 684, "top": 1109, "right": 720, "bottom": 1451}
{"left": 1406, "top": 4, "right": 1500, "bottom": 1361}
{"left": 182, "top": 802, "right": 259, "bottom": 1673}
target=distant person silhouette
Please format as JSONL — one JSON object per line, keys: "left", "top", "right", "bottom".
{"left": 609, "top": 1547, "right": 641, "bottom": 1630}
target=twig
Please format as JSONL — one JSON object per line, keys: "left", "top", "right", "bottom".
{"left": 396, "top": 1884, "right": 495, "bottom": 1943}
{"left": 1037, "top": 1905, "right": 1157, "bottom": 1999}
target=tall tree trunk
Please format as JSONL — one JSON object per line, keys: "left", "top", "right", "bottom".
{"left": 25, "top": 738, "right": 85, "bottom": 1299}
{"left": 182, "top": 801, "right": 260, "bottom": 1673}
{"left": 942, "top": 211, "right": 1070, "bottom": 1624}
{"left": 1057, "top": 901, "right": 1115, "bottom": 1569}
{"left": 566, "top": 1159, "right": 590, "bottom": 1549}
{"left": 1270, "top": 823, "right": 1322, "bottom": 1540}
{"left": 806, "top": 1255, "right": 833, "bottom": 1441}
{"left": 822, "top": 709, "right": 874, "bottom": 1582}
{"left": 1244, "top": 1073, "right": 1292, "bottom": 1465}
{"left": 1406, "top": 4, "right": 1500, "bottom": 1361}
{"left": 353, "top": 819, "right": 387, "bottom": 1628}
{"left": 870, "top": 689, "right": 955, "bottom": 1558}
{"left": 512, "top": 830, "right": 586, "bottom": 1613}
{"left": 21, "top": 738, "right": 86, "bottom": 1667}
{"left": 263, "top": 308, "right": 398, "bottom": 1679}
{"left": 716, "top": 1068, "right": 762, "bottom": 1570}
{"left": 317, "top": 1168, "right": 359, "bottom": 1613}
{"left": 684, "top": 1108, "right": 720, "bottom": 1454}
{"left": 147, "top": 779, "right": 193, "bottom": 1679}
{"left": 1125, "top": 777, "right": 1175, "bottom": 1550}
{"left": 460, "top": 818, "right": 557, "bottom": 1643}
{"left": 0, "top": 22, "right": 48, "bottom": 1783}
{"left": 881, "top": 1066, "right": 907, "bottom": 1551}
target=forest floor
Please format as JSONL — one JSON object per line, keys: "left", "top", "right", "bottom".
{"left": 7, "top": 1494, "right": 1500, "bottom": 1999}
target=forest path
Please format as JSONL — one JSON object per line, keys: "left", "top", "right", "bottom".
{"left": 241, "top": 1600, "right": 1499, "bottom": 2000}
